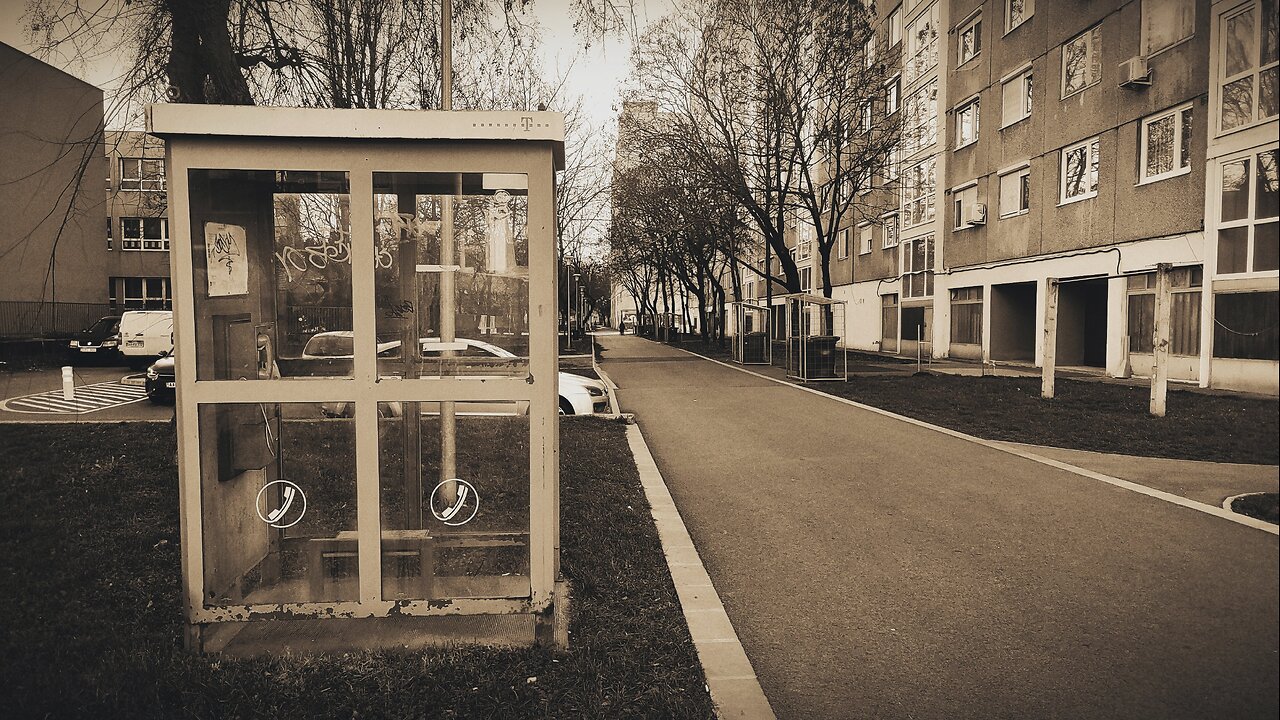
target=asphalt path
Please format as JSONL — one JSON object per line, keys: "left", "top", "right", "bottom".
{"left": 599, "top": 334, "right": 1279, "bottom": 720}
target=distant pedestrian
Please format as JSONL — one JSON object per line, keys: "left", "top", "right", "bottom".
{"left": 618, "top": 319, "right": 627, "bottom": 335}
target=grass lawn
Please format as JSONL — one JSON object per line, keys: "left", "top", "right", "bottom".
{"left": 0, "top": 420, "right": 714, "bottom": 719}
{"left": 677, "top": 340, "right": 1278, "bottom": 465}
{"left": 1232, "top": 493, "right": 1280, "bottom": 524}
{"left": 817, "top": 373, "right": 1279, "bottom": 465}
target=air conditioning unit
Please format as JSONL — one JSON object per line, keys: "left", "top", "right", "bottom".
{"left": 1119, "top": 56, "right": 1151, "bottom": 87}
{"left": 962, "top": 203, "right": 987, "bottom": 226}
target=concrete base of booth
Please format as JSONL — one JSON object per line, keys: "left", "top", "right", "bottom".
{"left": 199, "top": 579, "right": 571, "bottom": 656}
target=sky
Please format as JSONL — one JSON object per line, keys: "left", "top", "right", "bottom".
{"left": 0, "top": 0, "right": 671, "bottom": 132}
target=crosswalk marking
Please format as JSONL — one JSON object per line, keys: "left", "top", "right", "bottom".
{"left": 1, "top": 381, "right": 150, "bottom": 414}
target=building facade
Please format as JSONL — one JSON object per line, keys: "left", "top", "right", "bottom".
{"left": 0, "top": 41, "right": 106, "bottom": 311}
{"left": 829, "top": 0, "right": 1276, "bottom": 394}
{"left": 106, "top": 130, "right": 172, "bottom": 310}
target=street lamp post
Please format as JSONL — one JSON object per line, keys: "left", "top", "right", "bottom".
{"left": 572, "top": 272, "right": 580, "bottom": 347}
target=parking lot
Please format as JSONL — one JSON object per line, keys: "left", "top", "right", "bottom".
{"left": 0, "top": 363, "right": 173, "bottom": 422}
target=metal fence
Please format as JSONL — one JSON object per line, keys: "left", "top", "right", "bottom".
{"left": 0, "top": 301, "right": 115, "bottom": 338}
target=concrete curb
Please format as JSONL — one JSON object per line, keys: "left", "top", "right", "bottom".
{"left": 1222, "top": 492, "right": 1279, "bottom": 529}
{"left": 670, "top": 345, "right": 1280, "bottom": 537}
{"left": 624, "top": 424, "right": 777, "bottom": 720}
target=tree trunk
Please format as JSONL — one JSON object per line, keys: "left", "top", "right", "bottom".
{"left": 164, "top": 0, "right": 254, "bottom": 105}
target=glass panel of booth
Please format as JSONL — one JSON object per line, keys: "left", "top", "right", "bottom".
{"left": 188, "top": 169, "right": 354, "bottom": 380}
{"left": 371, "top": 172, "right": 530, "bottom": 380}
{"left": 378, "top": 408, "right": 531, "bottom": 600}
{"left": 200, "top": 402, "right": 358, "bottom": 607}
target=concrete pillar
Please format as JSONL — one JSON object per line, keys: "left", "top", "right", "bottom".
{"left": 1042, "top": 279, "right": 1059, "bottom": 399}
{"left": 1150, "top": 263, "right": 1172, "bottom": 417}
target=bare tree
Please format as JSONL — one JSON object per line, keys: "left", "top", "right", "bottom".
{"left": 628, "top": 0, "right": 899, "bottom": 298}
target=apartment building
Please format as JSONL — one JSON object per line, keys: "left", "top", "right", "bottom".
{"left": 1202, "top": 0, "right": 1277, "bottom": 392}
{"left": 833, "top": 0, "right": 1276, "bottom": 394}
{"left": 830, "top": 0, "right": 945, "bottom": 357}
{"left": 0, "top": 41, "right": 107, "bottom": 308}
{"left": 106, "top": 129, "right": 172, "bottom": 310}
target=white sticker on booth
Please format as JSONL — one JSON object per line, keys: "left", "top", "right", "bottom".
{"left": 205, "top": 222, "right": 248, "bottom": 297}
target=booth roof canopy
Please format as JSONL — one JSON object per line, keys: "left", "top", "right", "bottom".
{"left": 146, "top": 104, "right": 565, "bottom": 167}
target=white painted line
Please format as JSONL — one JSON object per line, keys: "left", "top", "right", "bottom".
{"left": 1, "top": 381, "right": 149, "bottom": 415}
{"left": 671, "top": 346, "right": 1280, "bottom": 537}
{"left": 624, "top": 423, "right": 777, "bottom": 720}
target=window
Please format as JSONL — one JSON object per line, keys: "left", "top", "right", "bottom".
{"left": 953, "top": 183, "right": 979, "bottom": 228}
{"left": 1001, "top": 68, "right": 1033, "bottom": 127}
{"left": 999, "top": 165, "right": 1031, "bottom": 217}
{"left": 905, "top": 4, "right": 940, "bottom": 85}
{"left": 959, "top": 14, "right": 982, "bottom": 65}
{"left": 861, "top": 100, "right": 874, "bottom": 133}
{"left": 956, "top": 98, "right": 980, "bottom": 148}
{"left": 118, "top": 157, "right": 165, "bottom": 191}
{"left": 950, "top": 287, "right": 983, "bottom": 344}
{"left": 800, "top": 266, "right": 813, "bottom": 293}
{"left": 106, "top": 218, "right": 113, "bottom": 250}
{"left": 119, "top": 277, "right": 172, "bottom": 310}
{"left": 904, "top": 77, "right": 938, "bottom": 154}
{"left": 882, "top": 213, "right": 900, "bottom": 248}
{"left": 902, "top": 234, "right": 935, "bottom": 297}
{"left": 886, "top": 76, "right": 901, "bottom": 115}
{"left": 1062, "top": 25, "right": 1103, "bottom": 98}
{"left": 885, "top": 143, "right": 901, "bottom": 182}
{"left": 1142, "top": 0, "right": 1194, "bottom": 56}
{"left": 838, "top": 227, "right": 850, "bottom": 259}
{"left": 1140, "top": 104, "right": 1193, "bottom": 183}
{"left": 1060, "top": 137, "right": 1100, "bottom": 204}
{"left": 121, "top": 217, "right": 169, "bottom": 251}
{"left": 904, "top": 155, "right": 937, "bottom": 228}
{"left": 1126, "top": 267, "right": 1202, "bottom": 355}
{"left": 795, "top": 223, "right": 814, "bottom": 262}
{"left": 865, "top": 34, "right": 877, "bottom": 69}
{"left": 859, "top": 224, "right": 874, "bottom": 254}
{"left": 1213, "top": 291, "right": 1280, "bottom": 359}
{"left": 1217, "top": 148, "right": 1279, "bottom": 274}
{"left": 1218, "top": 1, "right": 1278, "bottom": 133}
{"left": 1006, "top": 0, "right": 1033, "bottom": 33}
{"left": 889, "top": 6, "right": 902, "bottom": 47}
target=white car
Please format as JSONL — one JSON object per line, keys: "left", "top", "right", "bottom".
{"left": 305, "top": 332, "right": 609, "bottom": 416}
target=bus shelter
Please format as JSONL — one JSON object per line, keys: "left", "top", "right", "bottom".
{"left": 149, "top": 104, "right": 565, "bottom": 653}
{"left": 729, "top": 301, "right": 770, "bottom": 364}
{"left": 782, "top": 293, "right": 847, "bottom": 381}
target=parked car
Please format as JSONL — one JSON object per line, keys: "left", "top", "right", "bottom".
{"left": 118, "top": 310, "right": 174, "bottom": 369}
{"left": 315, "top": 335, "right": 610, "bottom": 417}
{"left": 275, "top": 330, "right": 399, "bottom": 376}
{"left": 145, "top": 352, "right": 176, "bottom": 403}
{"left": 67, "top": 315, "right": 121, "bottom": 362}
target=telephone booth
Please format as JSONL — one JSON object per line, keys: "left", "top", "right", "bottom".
{"left": 149, "top": 105, "right": 565, "bottom": 654}
{"left": 782, "top": 293, "right": 848, "bottom": 381}
{"left": 729, "top": 301, "right": 770, "bottom": 364}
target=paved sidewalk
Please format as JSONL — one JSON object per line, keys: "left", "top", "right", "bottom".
{"left": 992, "top": 441, "right": 1279, "bottom": 507}
{"left": 599, "top": 334, "right": 1278, "bottom": 720}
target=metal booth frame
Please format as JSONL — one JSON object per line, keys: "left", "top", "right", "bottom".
{"left": 150, "top": 105, "right": 565, "bottom": 649}
{"left": 781, "top": 292, "right": 848, "bottom": 382}
{"left": 729, "top": 300, "right": 771, "bottom": 364}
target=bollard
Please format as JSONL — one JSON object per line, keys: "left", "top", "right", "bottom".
{"left": 62, "top": 366, "right": 75, "bottom": 401}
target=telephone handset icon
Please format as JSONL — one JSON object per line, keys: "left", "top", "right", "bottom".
{"left": 255, "top": 480, "right": 307, "bottom": 528}
{"left": 267, "top": 485, "right": 296, "bottom": 523}
{"left": 429, "top": 479, "right": 479, "bottom": 526}
{"left": 438, "top": 484, "right": 469, "bottom": 522}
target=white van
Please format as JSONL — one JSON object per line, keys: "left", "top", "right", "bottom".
{"left": 118, "top": 310, "right": 174, "bottom": 367}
